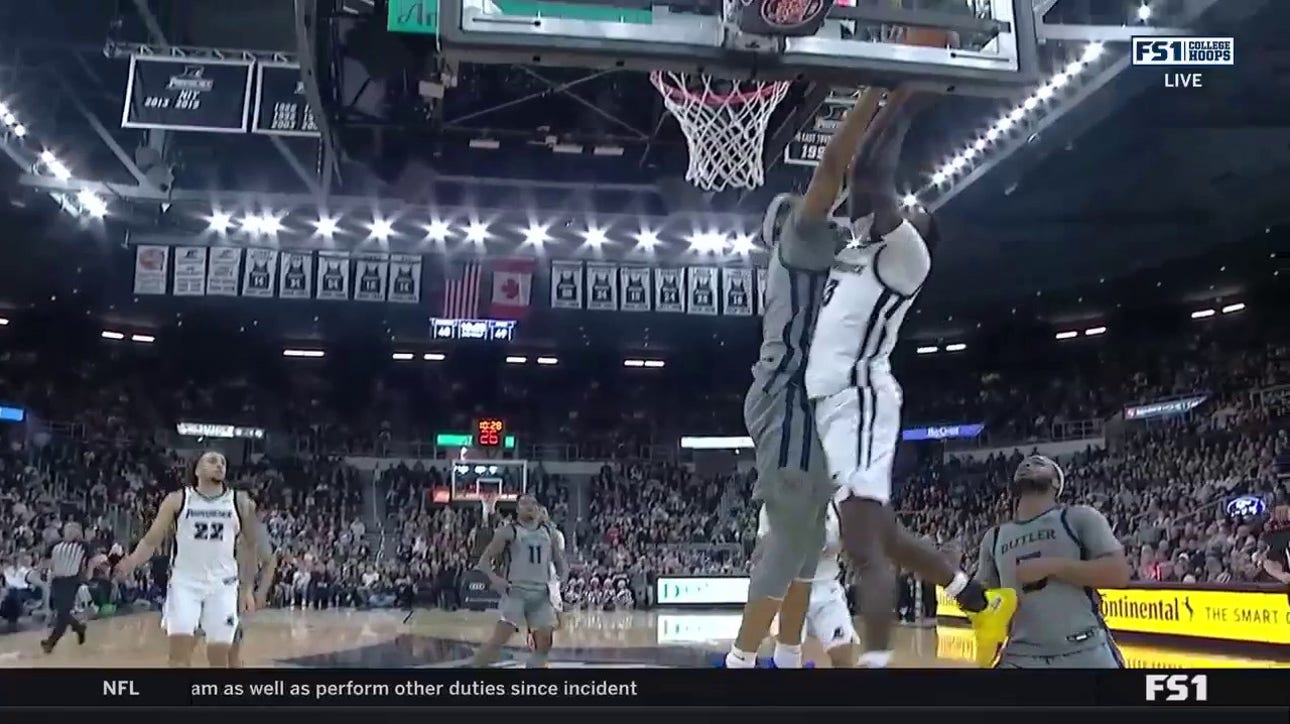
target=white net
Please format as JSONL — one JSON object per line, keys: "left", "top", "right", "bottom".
{"left": 650, "top": 71, "right": 791, "bottom": 192}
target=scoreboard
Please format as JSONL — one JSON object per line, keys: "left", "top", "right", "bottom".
{"left": 431, "top": 317, "right": 516, "bottom": 341}
{"left": 474, "top": 418, "right": 506, "bottom": 448}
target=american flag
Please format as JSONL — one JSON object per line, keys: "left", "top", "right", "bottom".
{"left": 441, "top": 260, "right": 483, "bottom": 318}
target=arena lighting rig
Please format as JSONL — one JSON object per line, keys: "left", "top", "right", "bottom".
{"left": 0, "top": 98, "right": 108, "bottom": 219}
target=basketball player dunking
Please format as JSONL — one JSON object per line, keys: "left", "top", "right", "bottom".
{"left": 471, "top": 494, "right": 567, "bottom": 668}
{"left": 797, "top": 88, "right": 1012, "bottom": 667}
{"left": 756, "top": 501, "right": 857, "bottom": 667}
{"left": 975, "top": 455, "right": 1130, "bottom": 668}
{"left": 116, "top": 452, "right": 260, "bottom": 667}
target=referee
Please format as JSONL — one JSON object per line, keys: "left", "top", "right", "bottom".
{"left": 41, "top": 522, "right": 90, "bottom": 653}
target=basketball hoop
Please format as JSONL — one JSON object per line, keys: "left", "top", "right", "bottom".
{"left": 480, "top": 493, "right": 498, "bottom": 521}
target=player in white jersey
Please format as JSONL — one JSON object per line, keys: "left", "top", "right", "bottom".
{"left": 116, "top": 452, "right": 260, "bottom": 667}
{"left": 757, "top": 502, "right": 857, "bottom": 667}
{"left": 801, "top": 93, "right": 1005, "bottom": 667}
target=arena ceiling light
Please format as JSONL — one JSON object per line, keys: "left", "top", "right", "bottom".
{"left": 634, "top": 229, "right": 661, "bottom": 251}
{"left": 1190, "top": 308, "right": 1216, "bottom": 319}
{"left": 391, "top": 352, "right": 414, "bottom": 361}
{"left": 916, "top": 345, "right": 939, "bottom": 355}
{"left": 312, "top": 215, "right": 340, "bottom": 238}
{"left": 623, "top": 359, "right": 645, "bottom": 367}
{"left": 522, "top": 223, "right": 551, "bottom": 247}
{"left": 945, "top": 343, "right": 967, "bottom": 352}
{"left": 424, "top": 218, "right": 452, "bottom": 242}
{"left": 130, "top": 334, "right": 156, "bottom": 344}
{"left": 1084, "top": 326, "right": 1107, "bottom": 336}
{"left": 0, "top": 317, "right": 9, "bottom": 326}
{"left": 206, "top": 211, "right": 234, "bottom": 234}
{"left": 423, "top": 352, "right": 446, "bottom": 361}
{"left": 242, "top": 212, "right": 284, "bottom": 236}
{"left": 582, "top": 225, "right": 609, "bottom": 248}
{"left": 536, "top": 356, "right": 559, "bottom": 366}
{"left": 926, "top": 42, "right": 1106, "bottom": 197}
{"left": 465, "top": 220, "right": 490, "bottom": 244}
{"left": 1137, "top": 3, "right": 1153, "bottom": 22}
{"left": 687, "top": 230, "right": 727, "bottom": 254}
{"left": 1222, "top": 303, "right": 1246, "bottom": 314}
{"left": 642, "top": 360, "right": 666, "bottom": 368}
{"left": 100, "top": 330, "right": 125, "bottom": 340}
{"left": 730, "top": 233, "right": 757, "bottom": 255}
{"left": 38, "top": 151, "right": 72, "bottom": 181}
{"left": 504, "top": 355, "right": 528, "bottom": 364}
{"left": 368, "top": 217, "right": 395, "bottom": 241}
{"left": 282, "top": 349, "right": 325, "bottom": 358}
{"left": 1055, "top": 330, "right": 1079, "bottom": 340}
{"left": 76, "top": 189, "right": 108, "bottom": 219}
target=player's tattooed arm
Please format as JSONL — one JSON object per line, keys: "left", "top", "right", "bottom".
{"left": 974, "top": 527, "right": 1002, "bottom": 588}
{"left": 1044, "top": 505, "right": 1131, "bottom": 588}
{"left": 476, "top": 524, "right": 513, "bottom": 591}
{"left": 799, "top": 87, "right": 886, "bottom": 220}
{"left": 115, "top": 490, "right": 181, "bottom": 578}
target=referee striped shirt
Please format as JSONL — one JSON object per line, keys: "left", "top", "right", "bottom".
{"left": 49, "top": 540, "right": 90, "bottom": 579}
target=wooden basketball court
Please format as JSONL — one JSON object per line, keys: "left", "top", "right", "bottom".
{"left": 2, "top": 609, "right": 1285, "bottom": 669}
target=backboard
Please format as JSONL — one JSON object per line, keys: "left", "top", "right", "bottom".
{"left": 420, "top": 0, "right": 1040, "bottom": 96}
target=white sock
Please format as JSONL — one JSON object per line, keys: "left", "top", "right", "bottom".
{"left": 724, "top": 647, "right": 757, "bottom": 669}
{"left": 944, "top": 571, "right": 969, "bottom": 598}
{"left": 772, "top": 642, "right": 802, "bottom": 669}
{"left": 858, "top": 650, "right": 894, "bottom": 668}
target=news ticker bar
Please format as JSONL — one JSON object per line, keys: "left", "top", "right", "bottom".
{"left": 0, "top": 670, "right": 1286, "bottom": 708}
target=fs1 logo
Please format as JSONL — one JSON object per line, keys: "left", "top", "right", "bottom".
{"left": 1132, "top": 37, "right": 1235, "bottom": 66}
{"left": 1145, "top": 674, "right": 1209, "bottom": 702}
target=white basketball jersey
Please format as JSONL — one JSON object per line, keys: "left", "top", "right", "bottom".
{"left": 804, "top": 217, "right": 928, "bottom": 400}
{"left": 171, "top": 487, "right": 241, "bottom": 583}
{"left": 757, "top": 503, "right": 842, "bottom": 584}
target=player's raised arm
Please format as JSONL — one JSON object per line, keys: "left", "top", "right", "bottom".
{"left": 1047, "top": 506, "right": 1131, "bottom": 588}
{"left": 115, "top": 491, "right": 183, "bottom": 578}
{"left": 799, "top": 87, "right": 887, "bottom": 220}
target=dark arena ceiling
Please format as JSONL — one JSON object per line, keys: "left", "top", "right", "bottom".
{"left": 0, "top": 0, "right": 1286, "bottom": 350}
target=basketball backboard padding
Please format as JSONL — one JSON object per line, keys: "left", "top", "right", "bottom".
{"left": 433, "top": 0, "right": 1040, "bottom": 94}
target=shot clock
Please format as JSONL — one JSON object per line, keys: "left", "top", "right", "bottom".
{"left": 474, "top": 418, "right": 506, "bottom": 448}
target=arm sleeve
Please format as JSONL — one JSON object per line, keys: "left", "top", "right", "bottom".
{"left": 1067, "top": 505, "right": 1123, "bottom": 559}
{"left": 778, "top": 198, "right": 841, "bottom": 272}
{"left": 873, "top": 222, "right": 931, "bottom": 296}
{"left": 975, "top": 528, "right": 1001, "bottom": 588}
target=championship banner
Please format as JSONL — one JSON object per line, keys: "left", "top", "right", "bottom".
{"left": 315, "top": 251, "right": 352, "bottom": 301}
{"left": 756, "top": 267, "right": 768, "bottom": 315}
{"left": 353, "top": 253, "right": 391, "bottom": 302}
{"left": 206, "top": 248, "right": 242, "bottom": 296}
{"left": 171, "top": 247, "right": 208, "bottom": 297}
{"left": 133, "top": 245, "right": 169, "bottom": 295}
{"left": 278, "top": 251, "right": 313, "bottom": 300}
{"left": 251, "top": 63, "right": 320, "bottom": 137}
{"left": 784, "top": 92, "right": 851, "bottom": 167}
{"left": 550, "top": 260, "right": 584, "bottom": 310}
{"left": 654, "top": 267, "right": 685, "bottom": 313}
{"left": 586, "top": 262, "right": 619, "bottom": 311}
{"left": 241, "top": 249, "right": 278, "bottom": 298}
{"left": 387, "top": 254, "right": 422, "bottom": 304}
{"left": 619, "top": 267, "right": 652, "bottom": 312}
{"left": 122, "top": 56, "right": 253, "bottom": 133}
{"left": 686, "top": 267, "right": 718, "bottom": 316}
{"left": 721, "top": 267, "right": 753, "bottom": 316}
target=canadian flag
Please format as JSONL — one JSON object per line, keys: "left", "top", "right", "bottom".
{"left": 490, "top": 258, "right": 535, "bottom": 319}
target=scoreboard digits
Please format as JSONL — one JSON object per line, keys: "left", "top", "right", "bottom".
{"left": 475, "top": 418, "right": 506, "bottom": 447}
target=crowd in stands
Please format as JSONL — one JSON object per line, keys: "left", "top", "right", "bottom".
{"left": 1, "top": 314, "right": 1286, "bottom": 634}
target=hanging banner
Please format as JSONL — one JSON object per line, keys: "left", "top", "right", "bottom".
{"left": 206, "top": 247, "right": 242, "bottom": 296}
{"left": 122, "top": 56, "right": 253, "bottom": 133}
{"left": 722, "top": 267, "right": 753, "bottom": 316}
{"left": 586, "top": 262, "right": 619, "bottom": 311}
{"left": 619, "top": 267, "right": 652, "bottom": 312}
{"left": 171, "top": 247, "right": 208, "bottom": 297}
{"left": 316, "top": 251, "right": 352, "bottom": 301}
{"left": 354, "top": 253, "right": 391, "bottom": 302}
{"left": 241, "top": 249, "right": 278, "bottom": 298}
{"left": 756, "top": 267, "right": 769, "bottom": 316}
{"left": 654, "top": 268, "right": 685, "bottom": 313}
{"left": 251, "top": 63, "right": 320, "bottom": 137}
{"left": 133, "top": 245, "right": 169, "bottom": 295}
{"left": 278, "top": 251, "right": 313, "bottom": 300}
{"left": 687, "top": 267, "right": 718, "bottom": 316}
{"left": 550, "top": 261, "right": 584, "bottom": 310}
{"left": 387, "top": 254, "right": 423, "bottom": 304}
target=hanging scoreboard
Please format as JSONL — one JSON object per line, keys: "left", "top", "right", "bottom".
{"left": 252, "top": 63, "right": 320, "bottom": 137}
{"left": 122, "top": 55, "right": 254, "bottom": 133}
{"left": 474, "top": 418, "right": 507, "bottom": 448}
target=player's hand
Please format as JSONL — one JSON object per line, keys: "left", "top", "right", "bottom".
{"left": 1015, "top": 558, "right": 1067, "bottom": 585}
{"left": 240, "top": 589, "right": 257, "bottom": 614}
{"left": 254, "top": 586, "right": 270, "bottom": 610}
{"left": 489, "top": 577, "right": 510, "bottom": 596}
{"left": 112, "top": 560, "right": 136, "bottom": 582}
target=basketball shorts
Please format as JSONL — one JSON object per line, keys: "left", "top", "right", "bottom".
{"left": 500, "top": 586, "right": 558, "bottom": 632}
{"left": 163, "top": 575, "right": 240, "bottom": 645}
{"left": 813, "top": 380, "right": 903, "bottom": 505}
{"left": 995, "top": 640, "right": 1125, "bottom": 669}
{"left": 805, "top": 579, "right": 857, "bottom": 651}
{"left": 548, "top": 581, "right": 562, "bottom": 611}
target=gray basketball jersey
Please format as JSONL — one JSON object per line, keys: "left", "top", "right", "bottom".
{"left": 977, "top": 505, "right": 1123, "bottom": 657}
{"left": 748, "top": 197, "right": 844, "bottom": 472}
{"left": 506, "top": 522, "right": 555, "bottom": 591}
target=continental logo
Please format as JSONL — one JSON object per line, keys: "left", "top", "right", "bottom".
{"left": 1099, "top": 591, "right": 1195, "bottom": 622}
{"left": 933, "top": 627, "right": 1287, "bottom": 669}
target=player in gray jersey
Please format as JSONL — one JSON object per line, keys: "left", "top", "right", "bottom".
{"left": 471, "top": 494, "right": 567, "bottom": 668}
{"left": 975, "top": 455, "right": 1131, "bottom": 668}
{"left": 725, "top": 87, "right": 890, "bottom": 670}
